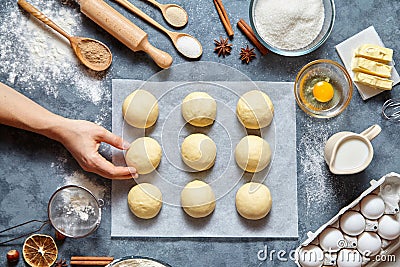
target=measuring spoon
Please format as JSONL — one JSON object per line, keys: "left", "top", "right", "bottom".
{"left": 145, "top": 0, "right": 188, "bottom": 28}
{"left": 18, "top": 0, "right": 112, "bottom": 72}
{"left": 114, "top": 0, "right": 202, "bottom": 59}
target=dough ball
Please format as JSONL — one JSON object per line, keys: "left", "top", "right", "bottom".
{"left": 181, "top": 133, "right": 217, "bottom": 171}
{"left": 235, "top": 135, "right": 271, "bottom": 173}
{"left": 127, "top": 183, "right": 162, "bottom": 219}
{"left": 125, "top": 137, "right": 162, "bottom": 174}
{"left": 181, "top": 92, "right": 217, "bottom": 127}
{"left": 181, "top": 180, "right": 216, "bottom": 218}
{"left": 236, "top": 182, "right": 272, "bottom": 220}
{"left": 236, "top": 90, "right": 274, "bottom": 129}
{"left": 122, "top": 89, "right": 159, "bottom": 128}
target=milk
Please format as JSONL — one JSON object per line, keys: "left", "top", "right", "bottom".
{"left": 333, "top": 139, "right": 370, "bottom": 171}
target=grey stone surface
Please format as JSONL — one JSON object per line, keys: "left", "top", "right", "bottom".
{"left": 0, "top": 0, "right": 399, "bottom": 266}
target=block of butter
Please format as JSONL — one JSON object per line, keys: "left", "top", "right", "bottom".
{"left": 355, "top": 44, "right": 393, "bottom": 63}
{"left": 352, "top": 57, "right": 392, "bottom": 78}
{"left": 353, "top": 71, "right": 393, "bottom": 90}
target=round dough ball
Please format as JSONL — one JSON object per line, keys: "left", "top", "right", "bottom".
{"left": 236, "top": 90, "right": 274, "bottom": 129}
{"left": 181, "top": 133, "right": 216, "bottom": 171}
{"left": 125, "top": 137, "right": 162, "bottom": 174}
{"left": 236, "top": 182, "right": 272, "bottom": 220}
{"left": 122, "top": 89, "right": 159, "bottom": 128}
{"left": 181, "top": 180, "right": 216, "bottom": 218}
{"left": 127, "top": 183, "right": 162, "bottom": 219}
{"left": 235, "top": 135, "right": 271, "bottom": 173}
{"left": 181, "top": 92, "right": 217, "bottom": 127}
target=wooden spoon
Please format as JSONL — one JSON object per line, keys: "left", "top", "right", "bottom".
{"left": 114, "top": 0, "right": 202, "bottom": 59}
{"left": 18, "top": 0, "right": 112, "bottom": 72}
{"left": 145, "top": 0, "right": 188, "bottom": 28}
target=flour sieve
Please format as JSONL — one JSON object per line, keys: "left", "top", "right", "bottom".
{"left": 0, "top": 185, "right": 103, "bottom": 244}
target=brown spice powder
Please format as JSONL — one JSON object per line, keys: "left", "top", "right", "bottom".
{"left": 78, "top": 40, "right": 111, "bottom": 66}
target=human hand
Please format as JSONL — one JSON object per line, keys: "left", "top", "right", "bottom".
{"left": 57, "top": 119, "right": 138, "bottom": 179}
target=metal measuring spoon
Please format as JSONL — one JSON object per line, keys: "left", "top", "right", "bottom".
{"left": 145, "top": 0, "right": 188, "bottom": 28}
{"left": 114, "top": 0, "right": 202, "bottom": 59}
{"left": 18, "top": 0, "right": 112, "bottom": 72}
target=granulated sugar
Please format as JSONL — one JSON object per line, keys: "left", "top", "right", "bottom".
{"left": 0, "top": 1, "right": 109, "bottom": 105}
{"left": 254, "top": 0, "right": 324, "bottom": 50}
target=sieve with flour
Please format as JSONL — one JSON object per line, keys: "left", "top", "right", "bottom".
{"left": 0, "top": 185, "right": 103, "bottom": 244}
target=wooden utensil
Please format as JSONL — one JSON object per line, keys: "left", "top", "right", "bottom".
{"left": 114, "top": 0, "right": 202, "bottom": 59}
{"left": 17, "top": 0, "right": 112, "bottom": 72}
{"left": 79, "top": 0, "right": 172, "bottom": 69}
{"left": 145, "top": 0, "right": 188, "bottom": 28}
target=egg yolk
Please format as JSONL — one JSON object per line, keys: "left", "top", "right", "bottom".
{"left": 312, "top": 81, "right": 334, "bottom": 102}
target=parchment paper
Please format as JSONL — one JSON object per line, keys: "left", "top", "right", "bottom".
{"left": 111, "top": 78, "right": 297, "bottom": 238}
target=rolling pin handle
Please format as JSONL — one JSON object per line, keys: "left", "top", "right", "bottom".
{"left": 140, "top": 37, "right": 173, "bottom": 69}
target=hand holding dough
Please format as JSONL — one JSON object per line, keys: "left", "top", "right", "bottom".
{"left": 122, "top": 90, "right": 159, "bottom": 129}
{"left": 236, "top": 90, "right": 274, "bottom": 129}
{"left": 125, "top": 137, "right": 162, "bottom": 174}
{"left": 181, "top": 92, "right": 217, "bottom": 127}
{"left": 235, "top": 135, "right": 271, "bottom": 173}
{"left": 127, "top": 183, "right": 162, "bottom": 219}
{"left": 181, "top": 133, "right": 216, "bottom": 171}
{"left": 236, "top": 182, "right": 272, "bottom": 220}
{"left": 181, "top": 180, "right": 216, "bottom": 218}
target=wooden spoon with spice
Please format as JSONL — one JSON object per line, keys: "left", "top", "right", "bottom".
{"left": 18, "top": 0, "right": 112, "bottom": 72}
{"left": 114, "top": 0, "right": 202, "bottom": 59}
{"left": 144, "top": 0, "right": 188, "bottom": 28}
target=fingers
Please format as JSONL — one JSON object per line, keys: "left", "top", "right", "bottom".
{"left": 82, "top": 152, "right": 139, "bottom": 180}
{"left": 98, "top": 129, "right": 130, "bottom": 150}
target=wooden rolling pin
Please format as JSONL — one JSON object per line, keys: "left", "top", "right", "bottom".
{"left": 79, "top": 0, "right": 172, "bottom": 69}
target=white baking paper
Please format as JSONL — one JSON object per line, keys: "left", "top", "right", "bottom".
{"left": 335, "top": 26, "right": 400, "bottom": 100}
{"left": 111, "top": 78, "right": 297, "bottom": 238}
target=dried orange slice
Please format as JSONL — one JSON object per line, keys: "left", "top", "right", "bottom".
{"left": 22, "top": 234, "right": 58, "bottom": 267}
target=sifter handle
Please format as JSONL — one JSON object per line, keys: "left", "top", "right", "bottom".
{"left": 0, "top": 219, "right": 49, "bottom": 245}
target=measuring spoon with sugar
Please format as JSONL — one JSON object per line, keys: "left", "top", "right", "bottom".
{"left": 18, "top": 0, "right": 112, "bottom": 72}
{"left": 114, "top": 0, "right": 202, "bottom": 59}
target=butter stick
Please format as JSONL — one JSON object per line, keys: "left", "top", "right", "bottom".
{"left": 355, "top": 44, "right": 393, "bottom": 64}
{"left": 351, "top": 57, "right": 392, "bottom": 78}
{"left": 353, "top": 72, "right": 393, "bottom": 90}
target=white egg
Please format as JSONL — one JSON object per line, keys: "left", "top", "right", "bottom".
{"left": 378, "top": 215, "right": 400, "bottom": 240}
{"left": 360, "top": 195, "right": 385, "bottom": 220}
{"left": 319, "top": 227, "right": 344, "bottom": 252}
{"left": 337, "top": 249, "right": 362, "bottom": 267}
{"left": 340, "top": 211, "right": 366, "bottom": 236}
{"left": 298, "top": 245, "right": 324, "bottom": 267}
{"left": 357, "top": 232, "right": 381, "bottom": 256}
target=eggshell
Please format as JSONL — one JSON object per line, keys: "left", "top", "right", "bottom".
{"left": 298, "top": 245, "right": 324, "bottom": 267}
{"left": 337, "top": 249, "right": 362, "bottom": 267}
{"left": 357, "top": 232, "right": 381, "bottom": 256}
{"left": 360, "top": 195, "right": 385, "bottom": 220}
{"left": 378, "top": 215, "right": 400, "bottom": 240}
{"left": 340, "top": 211, "right": 365, "bottom": 236}
{"left": 319, "top": 228, "right": 344, "bottom": 252}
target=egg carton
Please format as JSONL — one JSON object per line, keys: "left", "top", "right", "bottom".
{"left": 295, "top": 172, "right": 400, "bottom": 267}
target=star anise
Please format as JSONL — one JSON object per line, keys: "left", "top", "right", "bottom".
{"left": 239, "top": 45, "right": 256, "bottom": 64}
{"left": 54, "top": 259, "right": 68, "bottom": 267}
{"left": 214, "top": 36, "right": 232, "bottom": 57}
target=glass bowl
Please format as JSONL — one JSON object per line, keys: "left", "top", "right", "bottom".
{"left": 249, "top": 0, "right": 335, "bottom": 56}
{"left": 294, "top": 59, "right": 353, "bottom": 118}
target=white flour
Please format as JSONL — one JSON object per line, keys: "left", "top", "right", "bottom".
{"left": 254, "top": 0, "right": 325, "bottom": 50}
{"left": 64, "top": 170, "right": 107, "bottom": 200}
{"left": 0, "top": 1, "right": 109, "bottom": 107}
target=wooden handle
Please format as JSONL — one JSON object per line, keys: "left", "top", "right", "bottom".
{"left": 114, "top": 0, "right": 168, "bottom": 34}
{"left": 139, "top": 36, "right": 173, "bottom": 69}
{"left": 80, "top": 0, "right": 172, "bottom": 68}
{"left": 145, "top": 0, "right": 162, "bottom": 9}
{"left": 17, "top": 0, "right": 71, "bottom": 40}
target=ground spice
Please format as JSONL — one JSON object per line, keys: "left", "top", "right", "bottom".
{"left": 78, "top": 39, "right": 111, "bottom": 66}
{"left": 165, "top": 6, "right": 187, "bottom": 27}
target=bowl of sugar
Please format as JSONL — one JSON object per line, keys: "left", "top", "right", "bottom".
{"left": 249, "top": 0, "right": 335, "bottom": 56}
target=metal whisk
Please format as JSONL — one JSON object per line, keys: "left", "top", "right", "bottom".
{"left": 382, "top": 99, "right": 400, "bottom": 122}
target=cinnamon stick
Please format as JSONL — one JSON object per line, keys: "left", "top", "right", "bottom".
{"left": 70, "top": 256, "right": 114, "bottom": 266}
{"left": 237, "top": 19, "right": 269, "bottom": 55}
{"left": 213, "top": 0, "right": 234, "bottom": 37}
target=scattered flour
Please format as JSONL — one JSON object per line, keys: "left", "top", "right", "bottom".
{"left": 0, "top": 0, "right": 110, "bottom": 104}
{"left": 64, "top": 170, "right": 107, "bottom": 200}
{"left": 254, "top": 0, "right": 325, "bottom": 50}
